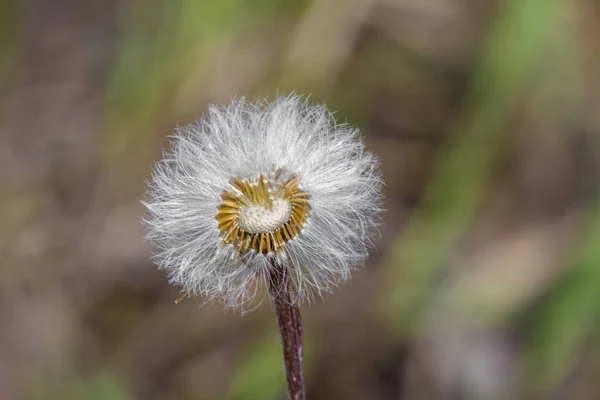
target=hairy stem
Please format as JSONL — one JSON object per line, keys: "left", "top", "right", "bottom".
{"left": 269, "top": 264, "right": 305, "bottom": 400}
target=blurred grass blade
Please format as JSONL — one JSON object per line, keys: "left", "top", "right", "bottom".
{"left": 525, "top": 200, "right": 600, "bottom": 387}
{"left": 0, "top": 0, "right": 25, "bottom": 93}
{"left": 228, "top": 328, "right": 315, "bottom": 400}
{"left": 381, "top": 0, "right": 569, "bottom": 335}
{"left": 228, "top": 332, "right": 285, "bottom": 400}
{"left": 102, "top": 0, "right": 240, "bottom": 154}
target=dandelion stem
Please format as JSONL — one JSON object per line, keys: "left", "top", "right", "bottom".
{"left": 269, "top": 263, "right": 305, "bottom": 400}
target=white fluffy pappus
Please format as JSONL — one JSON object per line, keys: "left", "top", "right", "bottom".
{"left": 143, "top": 95, "right": 383, "bottom": 308}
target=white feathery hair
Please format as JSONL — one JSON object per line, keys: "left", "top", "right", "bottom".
{"left": 143, "top": 94, "right": 383, "bottom": 308}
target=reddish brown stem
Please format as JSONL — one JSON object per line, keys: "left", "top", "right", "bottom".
{"left": 269, "top": 264, "right": 305, "bottom": 400}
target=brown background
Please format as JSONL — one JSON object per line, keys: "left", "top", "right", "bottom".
{"left": 2, "top": 1, "right": 600, "bottom": 399}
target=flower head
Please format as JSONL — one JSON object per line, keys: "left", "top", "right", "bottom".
{"left": 143, "top": 95, "right": 382, "bottom": 307}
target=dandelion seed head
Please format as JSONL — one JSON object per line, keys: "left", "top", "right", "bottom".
{"left": 143, "top": 94, "right": 383, "bottom": 308}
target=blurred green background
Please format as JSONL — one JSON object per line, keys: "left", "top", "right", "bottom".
{"left": 2, "top": 0, "right": 600, "bottom": 399}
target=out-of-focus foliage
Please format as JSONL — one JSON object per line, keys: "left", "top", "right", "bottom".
{"left": 382, "top": 0, "right": 571, "bottom": 331}
{"left": 526, "top": 201, "right": 600, "bottom": 390}
{"left": 0, "top": 1, "right": 24, "bottom": 93}
{"left": 2, "top": 0, "right": 600, "bottom": 399}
